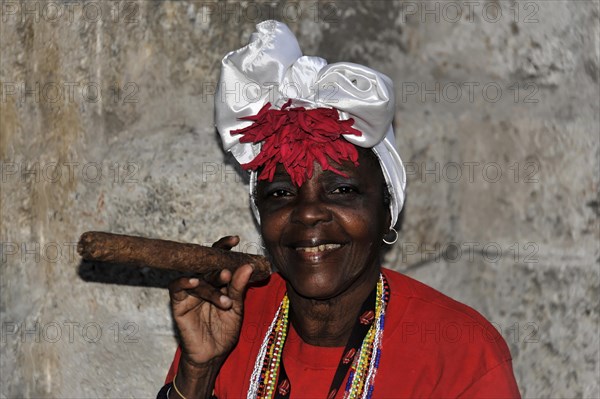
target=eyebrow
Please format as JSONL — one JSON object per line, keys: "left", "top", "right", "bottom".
{"left": 269, "top": 171, "right": 293, "bottom": 181}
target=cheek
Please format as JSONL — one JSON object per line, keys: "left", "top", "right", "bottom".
{"left": 259, "top": 209, "right": 287, "bottom": 246}
{"left": 338, "top": 205, "right": 386, "bottom": 240}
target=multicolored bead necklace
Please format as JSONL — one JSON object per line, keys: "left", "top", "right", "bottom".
{"left": 247, "top": 273, "right": 390, "bottom": 399}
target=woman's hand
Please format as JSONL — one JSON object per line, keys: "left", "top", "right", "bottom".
{"left": 168, "top": 236, "right": 254, "bottom": 396}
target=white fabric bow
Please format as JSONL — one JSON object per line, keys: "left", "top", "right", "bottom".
{"left": 214, "top": 20, "right": 406, "bottom": 229}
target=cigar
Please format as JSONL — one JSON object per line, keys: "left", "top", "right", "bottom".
{"left": 77, "top": 231, "right": 272, "bottom": 283}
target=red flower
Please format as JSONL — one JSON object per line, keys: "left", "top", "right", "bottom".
{"left": 231, "top": 100, "right": 362, "bottom": 186}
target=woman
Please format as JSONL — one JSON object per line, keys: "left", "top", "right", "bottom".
{"left": 158, "top": 21, "right": 520, "bottom": 398}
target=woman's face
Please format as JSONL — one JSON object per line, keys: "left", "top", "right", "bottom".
{"left": 256, "top": 147, "right": 391, "bottom": 300}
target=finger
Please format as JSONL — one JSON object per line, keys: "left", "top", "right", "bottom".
{"left": 170, "top": 276, "right": 234, "bottom": 311}
{"left": 202, "top": 268, "right": 232, "bottom": 287}
{"left": 212, "top": 235, "right": 240, "bottom": 250}
{"left": 168, "top": 276, "right": 201, "bottom": 302}
{"left": 227, "top": 264, "right": 254, "bottom": 306}
{"left": 184, "top": 278, "right": 235, "bottom": 310}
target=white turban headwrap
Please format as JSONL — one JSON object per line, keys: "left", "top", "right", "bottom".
{"left": 215, "top": 20, "right": 406, "bottom": 230}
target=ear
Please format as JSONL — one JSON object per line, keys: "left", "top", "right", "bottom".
{"left": 381, "top": 184, "right": 393, "bottom": 234}
{"left": 385, "top": 211, "right": 392, "bottom": 233}
{"left": 379, "top": 200, "right": 393, "bottom": 242}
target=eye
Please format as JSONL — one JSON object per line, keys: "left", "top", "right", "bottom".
{"left": 270, "top": 189, "right": 293, "bottom": 198}
{"left": 331, "top": 185, "right": 358, "bottom": 195}
{"left": 257, "top": 180, "right": 296, "bottom": 202}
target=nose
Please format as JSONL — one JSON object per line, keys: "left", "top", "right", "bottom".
{"left": 290, "top": 189, "right": 332, "bottom": 227}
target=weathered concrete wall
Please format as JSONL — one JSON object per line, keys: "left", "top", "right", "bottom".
{"left": 1, "top": 1, "right": 598, "bottom": 397}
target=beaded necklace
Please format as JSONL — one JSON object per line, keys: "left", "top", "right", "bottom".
{"left": 247, "top": 273, "right": 390, "bottom": 399}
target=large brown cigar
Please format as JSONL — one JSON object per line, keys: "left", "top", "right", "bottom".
{"left": 77, "top": 231, "right": 271, "bottom": 283}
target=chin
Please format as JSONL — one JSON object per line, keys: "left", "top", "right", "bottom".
{"left": 283, "top": 268, "right": 352, "bottom": 300}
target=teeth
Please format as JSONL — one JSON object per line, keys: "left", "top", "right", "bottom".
{"left": 296, "top": 243, "right": 341, "bottom": 253}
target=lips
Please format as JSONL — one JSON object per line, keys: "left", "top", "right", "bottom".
{"left": 296, "top": 243, "right": 342, "bottom": 253}
{"left": 286, "top": 238, "right": 346, "bottom": 262}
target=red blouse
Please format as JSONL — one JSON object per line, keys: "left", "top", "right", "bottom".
{"left": 165, "top": 269, "right": 521, "bottom": 398}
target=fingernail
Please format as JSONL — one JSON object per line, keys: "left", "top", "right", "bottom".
{"left": 189, "top": 278, "right": 199, "bottom": 284}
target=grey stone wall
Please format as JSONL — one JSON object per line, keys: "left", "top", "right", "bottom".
{"left": 1, "top": 1, "right": 598, "bottom": 397}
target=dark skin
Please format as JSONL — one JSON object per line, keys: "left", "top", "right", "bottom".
{"left": 256, "top": 147, "right": 391, "bottom": 345}
{"left": 168, "top": 147, "right": 391, "bottom": 398}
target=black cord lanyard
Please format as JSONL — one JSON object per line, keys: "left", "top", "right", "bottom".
{"left": 273, "top": 286, "right": 378, "bottom": 399}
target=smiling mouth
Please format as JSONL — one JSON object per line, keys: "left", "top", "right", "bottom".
{"left": 295, "top": 243, "right": 342, "bottom": 253}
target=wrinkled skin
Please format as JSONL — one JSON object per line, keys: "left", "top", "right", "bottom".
{"left": 255, "top": 147, "right": 391, "bottom": 344}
